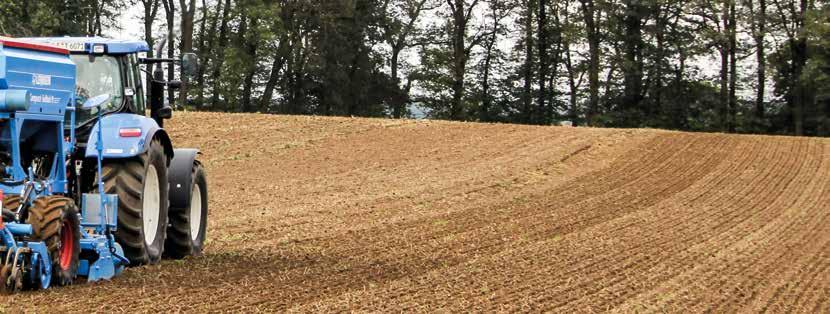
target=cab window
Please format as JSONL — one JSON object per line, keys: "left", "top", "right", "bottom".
{"left": 126, "top": 54, "right": 146, "bottom": 115}
{"left": 71, "top": 55, "right": 124, "bottom": 125}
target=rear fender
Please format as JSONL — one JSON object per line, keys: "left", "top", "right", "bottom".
{"left": 84, "top": 113, "right": 174, "bottom": 160}
{"left": 168, "top": 148, "right": 200, "bottom": 208}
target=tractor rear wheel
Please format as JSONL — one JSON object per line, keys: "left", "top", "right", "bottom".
{"left": 26, "top": 196, "right": 81, "bottom": 286}
{"left": 96, "top": 139, "right": 169, "bottom": 266}
{"left": 164, "top": 161, "right": 208, "bottom": 258}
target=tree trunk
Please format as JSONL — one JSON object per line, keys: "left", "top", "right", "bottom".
{"left": 391, "top": 48, "right": 403, "bottom": 118}
{"left": 209, "top": 0, "right": 232, "bottom": 111}
{"left": 162, "top": 0, "right": 176, "bottom": 108}
{"left": 719, "top": 46, "right": 729, "bottom": 132}
{"left": 537, "top": 0, "right": 548, "bottom": 125}
{"left": 481, "top": 35, "right": 495, "bottom": 122}
{"left": 651, "top": 11, "right": 666, "bottom": 123}
{"left": 717, "top": 0, "right": 730, "bottom": 132}
{"left": 579, "top": 0, "right": 600, "bottom": 126}
{"left": 261, "top": 34, "right": 290, "bottom": 112}
{"left": 675, "top": 52, "right": 688, "bottom": 129}
{"left": 548, "top": 29, "right": 562, "bottom": 123}
{"left": 142, "top": 0, "right": 160, "bottom": 109}
{"left": 179, "top": 0, "right": 196, "bottom": 110}
{"left": 752, "top": 0, "right": 767, "bottom": 124}
{"left": 523, "top": 0, "right": 535, "bottom": 123}
{"left": 196, "top": 0, "right": 220, "bottom": 108}
{"left": 789, "top": 0, "right": 810, "bottom": 136}
{"left": 448, "top": 0, "right": 470, "bottom": 121}
{"left": 791, "top": 38, "right": 807, "bottom": 135}
{"left": 386, "top": 0, "right": 431, "bottom": 118}
{"left": 621, "top": 0, "right": 644, "bottom": 127}
{"left": 565, "top": 44, "right": 579, "bottom": 124}
{"left": 728, "top": 0, "right": 737, "bottom": 132}
{"left": 239, "top": 15, "right": 258, "bottom": 113}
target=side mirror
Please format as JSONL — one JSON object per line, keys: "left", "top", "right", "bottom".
{"left": 181, "top": 53, "right": 199, "bottom": 79}
{"left": 82, "top": 94, "right": 111, "bottom": 109}
{"left": 158, "top": 105, "right": 173, "bottom": 119}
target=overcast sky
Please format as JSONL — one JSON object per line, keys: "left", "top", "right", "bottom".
{"left": 106, "top": 4, "right": 149, "bottom": 40}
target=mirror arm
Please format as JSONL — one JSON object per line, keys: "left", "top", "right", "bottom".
{"left": 140, "top": 57, "right": 180, "bottom": 64}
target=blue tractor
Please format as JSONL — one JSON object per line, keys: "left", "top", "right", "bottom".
{"left": 0, "top": 37, "right": 207, "bottom": 292}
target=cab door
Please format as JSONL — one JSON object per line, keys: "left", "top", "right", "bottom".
{"left": 124, "top": 54, "right": 147, "bottom": 116}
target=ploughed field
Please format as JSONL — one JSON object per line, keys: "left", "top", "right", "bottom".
{"left": 3, "top": 112, "right": 829, "bottom": 312}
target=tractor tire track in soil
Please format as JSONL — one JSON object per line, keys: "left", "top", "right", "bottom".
{"left": 1, "top": 112, "right": 827, "bottom": 312}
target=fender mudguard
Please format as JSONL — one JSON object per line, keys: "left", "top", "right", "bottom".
{"left": 168, "top": 148, "right": 200, "bottom": 208}
{"left": 85, "top": 113, "right": 174, "bottom": 160}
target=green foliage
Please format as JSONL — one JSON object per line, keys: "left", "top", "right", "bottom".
{"left": 0, "top": 0, "right": 125, "bottom": 36}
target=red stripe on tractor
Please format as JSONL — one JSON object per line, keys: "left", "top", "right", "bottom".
{"left": 0, "top": 37, "right": 69, "bottom": 55}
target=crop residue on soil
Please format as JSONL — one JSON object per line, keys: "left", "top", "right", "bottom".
{"left": 3, "top": 112, "right": 829, "bottom": 312}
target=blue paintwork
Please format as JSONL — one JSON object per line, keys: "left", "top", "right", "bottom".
{"left": 76, "top": 192, "right": 127, "bottom": 282}
{"left": 0, "top": 44, "right": 75, "bottom": 191}
{"left": 81, "top": 194, "right": 119, "bottom": 229}
{"left": 5, "top": 223, "right": 32, "bottom": 236}
{"left": 24, "top": 37, "right": 150, "bottom": 54}
{"left": 0, "top": 46, "right": 76, "bottom": 115}
{"left": 85, "top": 113, "right": 170, "bottom": 159}
{"left": 77, "top": 236, "right": 127, "bottom": 282}
{"left": 0, "top": 228, "right": 53, "bottom": 289}
{"left": 28, "top": 242, "right": 52, "bottom": 289}
{"left": 0, "top": 39, "right": 129, "bottom": 290}
{"left": 0, "top": 90, "right": 30, "bottom": 112}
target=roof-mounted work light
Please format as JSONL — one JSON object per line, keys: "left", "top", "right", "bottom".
{"left": 92, "top": 44, "right": 106, "bottom": 54}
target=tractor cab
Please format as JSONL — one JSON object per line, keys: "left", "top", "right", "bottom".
{"left": 25, "top": 37, "right": 195, "bottom": 141}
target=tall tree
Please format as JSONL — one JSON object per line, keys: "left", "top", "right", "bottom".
{"left": 161, "top": 0, "right": 177, "bottom": 107}
{"left": 381, "top": 0, "right": 437, "bottom": 118}
{"left": 620, "top": 0, "right": 646, "bottom": 126}
{"left": 178, "top": 0, "right": 197, "bottom": 108}
{"left": 578, "top": 0, "right": 601, "bottom": 125}
{"left": 561, "top": 0, "right": 584, "bottom": 125}
{"left": 747, "top": 0, "right": 768, "bottom": 125}
{"left": 209, "top": 0, "right": 233, "bottom": 110}
{"left": 260, "top": 0, "right": 293, "bottom": 112}
{"left": 446, "top": 0, "right": 484, "bottom": 120}
{"left": 537, "top": 0, "right": 549, "bottom": 124}
{"left": 727, "top": 0, "right": 737, "bottom": 132}
{"left": 140, "top": 0, "right": 162, "bottom": 103}
{"left": 478, "top": 0, "right": 513, "bottom": 122}
{"left": 521, "top": 0, "right": 535, "bottom": 123}
{"left": 770, "top": 0, "right": 815, "bottom": 135}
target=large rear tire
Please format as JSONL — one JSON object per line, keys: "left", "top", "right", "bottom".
{"left": 26, "top": 196, "right": 80, "bottom": 286}
{"left": 1, "top": 195, "right": 20, "bottom": 222}
{"left": 165, "top": 161, "right": 208, "bottom": 258}
{"left": 96, "top": 139, "right": 169, "bottom": 266}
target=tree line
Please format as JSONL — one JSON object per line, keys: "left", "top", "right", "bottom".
{"left": 1, "top": 0, "right": 828, "bottom": 136}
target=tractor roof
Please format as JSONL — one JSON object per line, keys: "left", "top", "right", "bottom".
{"left": 23, "top": 37, "right": 150, "bottom": 54}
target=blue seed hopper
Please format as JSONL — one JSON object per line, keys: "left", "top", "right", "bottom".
{"left": 0, "top": 37, "right": 126, "bottom": 292}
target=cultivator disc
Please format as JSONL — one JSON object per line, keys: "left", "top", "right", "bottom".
{"left": 0, "top": 249, "right": 31, "bottom": 294}
{"left": 0, "top": 263, "right": 14, "bottom": 293}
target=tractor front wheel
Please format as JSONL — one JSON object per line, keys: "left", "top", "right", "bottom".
{"left": 26, "top": 196, "right": 81, "bottom": 286}
{"left": 97, "top": 139, "right": 169, "bottom": 266}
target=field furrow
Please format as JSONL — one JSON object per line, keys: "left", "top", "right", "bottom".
{"left": 1, "top": 112, "right": 827, "bottom": 312}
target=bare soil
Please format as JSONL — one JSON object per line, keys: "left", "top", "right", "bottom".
{"left": 2, "top": 112, "right": 828, "bottom": 312}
